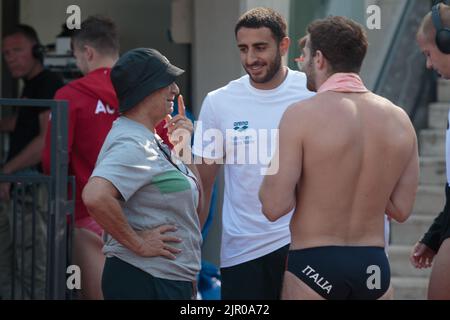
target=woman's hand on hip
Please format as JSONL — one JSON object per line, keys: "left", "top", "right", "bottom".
{"left": 135, "top": 224, "right": 182, "bottom": 259}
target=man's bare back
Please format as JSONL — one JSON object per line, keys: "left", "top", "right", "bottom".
{"left": 260, "top": 90, "right": 418, "bottom": 300}
{"left": 288, "top": 91, "right": 418, "bottom": 250}
{"left": 259, "top": 16, "right": 419, "bottom": 300}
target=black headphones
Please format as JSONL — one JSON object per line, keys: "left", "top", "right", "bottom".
{"left": 32, "top": 43, "right": 45, "bottom": 62}
{"left": 10, "top": 24, "right": 45, "bottom": 63}
{"left": 432, "top": 3, "right": 450, "bottom": 54}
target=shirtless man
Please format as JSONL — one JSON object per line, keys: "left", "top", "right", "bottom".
{"left": 259, "top": 16, "right": 419, "bottom": 300}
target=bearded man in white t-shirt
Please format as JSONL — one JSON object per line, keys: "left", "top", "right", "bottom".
{"left": 192, "top": 7, "right": 314, "bottom": 300}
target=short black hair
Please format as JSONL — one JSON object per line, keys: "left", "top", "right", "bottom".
{"left": 71, "top": 15, "right": 119, "bottom": 56}
{"left": 4, "top": 24, "right": 41, "bottom": 45}
{"left": 235, "top": 7, "right": 287, "bottom": 44}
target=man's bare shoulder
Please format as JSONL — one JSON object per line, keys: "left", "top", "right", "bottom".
{"left": 285, "top": 95, "right": 319, "bottom": 117}
{"left": 289, "top": 94, "right": 313, "bottom": 106}
{"left": 370, "top": 93, "right": 412, "bottom": 122}
{"left": 281, "top": 93, "right": 347, "bottom": 133}
{"left": 368, "top": 93, "right": 416, "bottom": 142}
{"left": 368, "top": 92, "right": 401, "bottom": 110}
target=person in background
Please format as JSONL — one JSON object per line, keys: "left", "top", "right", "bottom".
{"left": 410, "top": 3, "right": 450, "bottom": 300}
{"left": 0, "top": 24, "right": 63, "bottom": 299}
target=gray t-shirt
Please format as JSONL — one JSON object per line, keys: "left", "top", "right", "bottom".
{"left": 92, "top": 117, "right": 202, "bottom": 281}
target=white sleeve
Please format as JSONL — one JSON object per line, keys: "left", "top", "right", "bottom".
{"left": 192, "top": 94, "right": 224, "bottom": 159}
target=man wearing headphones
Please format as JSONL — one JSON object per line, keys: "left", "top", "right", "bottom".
{"left": 0, "top": 25, "right": 63, "bottom": 299}
{"left": 411, "top": 2, "right": 450, "bottom": 299}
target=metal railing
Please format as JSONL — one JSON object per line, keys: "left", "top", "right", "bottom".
{"left": 0, "top": 98, "right": 73, "bottom": 300}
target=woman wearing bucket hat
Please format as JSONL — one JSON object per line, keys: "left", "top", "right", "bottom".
{"left": 82, "top": 48, "right": 203, "bottom": 299}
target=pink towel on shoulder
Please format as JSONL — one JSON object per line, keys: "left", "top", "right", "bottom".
{"left": 317, "top": 73, "right": 369, "bottom": 94}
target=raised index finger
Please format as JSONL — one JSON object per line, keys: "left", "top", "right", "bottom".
{"left": 178, "top": 94, "right": 186, "bottom": 117}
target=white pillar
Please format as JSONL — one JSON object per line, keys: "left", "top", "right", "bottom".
{"left": 240, "top": 0, "right": 290, "bottom": 20}
{"left": 191, "top": 0, "right": 242, "bottom": 117}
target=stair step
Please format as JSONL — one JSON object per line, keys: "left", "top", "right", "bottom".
{"left": 413, "top": 185, "right": 445, "bottom": 215}
{"left": 391, "top": 215, "right": 435, "bottom": 245}
{"left": 388, "top": 245, "right": 432, "bottom": 278}
{"left": 428, "top": 103, "right": 449, "bottom": 129}
{"left": 438, "top": 79, "right": 450, "bottom": 102}
{"left": 420, "top": 157, "right": 446, "bottom": 185}
{"left": 419, "top": 129, "right": 445, "bottom": 157}
{"left": 391, "top": 277, "right": 428, "bottom": 300}
{"left": 388, "top": 80, "right": 448, "bottom": 301}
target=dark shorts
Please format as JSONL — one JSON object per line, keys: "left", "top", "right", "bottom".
{"left": 102, "top": 256, "right": 193, "bottom": 300}
{"left": 287, "top": 246, "right": 390, "bottom": 300}
{"left": 220, "top": 244, "right": 289, "bottom": 300}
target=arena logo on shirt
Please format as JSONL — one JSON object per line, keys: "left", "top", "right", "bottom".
{"left": 95, "top": 100, "right": 115, "bottom": 115}
{"left": 233, "top": 121, "right": 249, "bottom": 132}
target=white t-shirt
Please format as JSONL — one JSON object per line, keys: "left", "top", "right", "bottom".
{"left": 193, "top": 69, "right": 315, "bottom": 268}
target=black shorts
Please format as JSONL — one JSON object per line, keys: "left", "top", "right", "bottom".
{"left": 102, "top": 256, "right": 193, "bottom": 300}
{"left": 287, "top": 246, "right": 390, "bottom": 300}
{"left": 220, "top": 244, "right": 289, "bottom": 300}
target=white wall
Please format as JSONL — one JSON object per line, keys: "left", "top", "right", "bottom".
{"left": 192, "top": 0, "right": 241, "bottom": 115}
{"left": 361, "top": 0, "right": 408, "bottom": 90}
{"left": 21, "top": 0, "right": 172, "bottom": 51}
{"left": 327, "top": 0, "right": 365, "bottom": 23}
{"left": 192, "top": 0, "right": 242, "bottom": 266}
{"left": 19, "top": 0, "right": 191, "bottom": 99}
